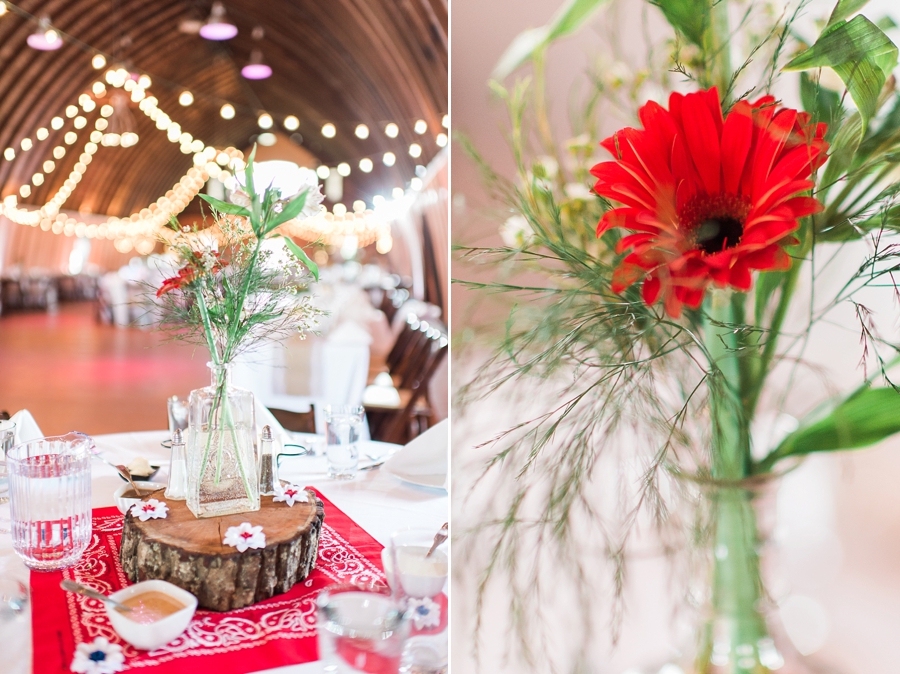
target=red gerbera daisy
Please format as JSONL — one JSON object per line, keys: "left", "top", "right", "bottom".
{"left": 157, "top": 250, "right": 225, "bottom": 297}
{"left": 591, "top": 86, "right": 828, "bottom": 317}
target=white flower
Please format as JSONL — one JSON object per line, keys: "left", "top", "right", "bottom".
{"left": 229, "top": 189, "right": 252, "bottom": 208}
{"left": 70, "top": 637, "right": 125, "bottom": 674}
{"left": 407, "top": 597, "right": 441, "bottom": 630}
{"left": 293, "top": 168, "right": 325, "bottom": 219}
{"left": 223, "top": 522, "right": 266, "bottom": 552}
{"left": 564, "top": 182, "right": 594, "bottom": 201}
{"left": 499, "top": 215, "right": 535, "bottom": 249}
{"left": 273, "top": 483, "right": 306, "bottom": 507}
{"left": 535, "top": 155, "right": 559, "bottom": 180}
{"left": 130, "top": 499, "right": 168, "bottom": 522}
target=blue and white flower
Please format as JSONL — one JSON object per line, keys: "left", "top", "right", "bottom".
{"left": 130, "top": 499, "right": 168, "bottom": 522}
{"left": 407, "top": 596, "right": 441, "bottom": 630}
{"left": 223, "top": 522, "right": 266, "bottom": 552}
{"left": 70, "top": 637, "right": 125, "bottom": 674}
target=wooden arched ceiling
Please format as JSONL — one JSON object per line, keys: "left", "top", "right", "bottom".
{"left": 0, "top": 0, "right": 447, "bottom": 219}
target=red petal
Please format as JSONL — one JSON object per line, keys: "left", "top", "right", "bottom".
{"left": 729, "top": 263, "right": 752, "bottom": 290}
{"left": 720, "top": 100, "right": 753, "bottom": 194}
{"left": 682, "top": 90, "right": 722, "bottom": 194}
{"left": 642, "top": 275, "right": 661, "bottom": 304}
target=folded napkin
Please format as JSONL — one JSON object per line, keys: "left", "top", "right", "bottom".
{"left": 8, "top": 409, "right": 44, "bottom": 444}
{"left": 384, "top": 419, "right": 449, "bottom": 489}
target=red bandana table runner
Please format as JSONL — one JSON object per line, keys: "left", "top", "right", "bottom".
{"left": 30, "top": 489, "right": 386, "bottom": 674}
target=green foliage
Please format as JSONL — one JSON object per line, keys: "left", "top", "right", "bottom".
{"left": 826, "top": 0, "right": 870, "bottom": 27}
{"left": 799, "top": 71, "right": 843, "bottom": 141}
{"left": 759, "top": 387, "right": 900, "bottom": 471}
{"left": 650, "top": 0, "right": 710, "bottom": 47}
{"left": 282, "top": 235, "right": 319, "bottom": 281}
{"left": 785, "top": 14, "right": 898, "bottom": 133}
{"left": 198, "top": 194, "right": 250, "bottom": 217}
{"left": 492, "top": 0, "right": 611, "bottom": 80}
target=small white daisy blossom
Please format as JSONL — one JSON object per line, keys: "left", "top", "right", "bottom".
{"left": 499, "top": 215, "right": 535, "bottom": 249}
{"left": 273, "top": 483, "right": 305, "bottom": 507}
{"left": 564, "top": 182, "right": 594, "bottom": 201}
{"left": 292, "top": 168, "right": 325, "bottom": 219}
{"left": 407, "top": 597, "right": 441, "bottom": 630}
{"left": 223, "top": 522, "right": 266, "bottom": 552}
{"left": 70, "top": 637, "right": 125, "bottom": 674}
{"left": 130, "top": 499, "right": 168, "bottom": 522}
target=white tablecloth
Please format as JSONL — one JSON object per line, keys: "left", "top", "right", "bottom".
{"left": 1, "top": 430, "right": 448, "bottom": 674}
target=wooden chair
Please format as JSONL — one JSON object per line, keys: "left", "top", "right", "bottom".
{"left": 267, "top": 406, "right": 317, "bottom": 434}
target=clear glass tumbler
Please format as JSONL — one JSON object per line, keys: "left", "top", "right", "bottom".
{"left": 0, "top": 420, "right": 15, "bottom": 495}
{"left": 324, "top": 405, "right": 365, "bottom": 480}
{"left": 389, "top": 529, "right": 449, "bottom": 674}
{"left": 317, "top": 584, "right": 409, "bottom": 674}
{"left": 6, "top": 432, "right": 93, "bottom": 571}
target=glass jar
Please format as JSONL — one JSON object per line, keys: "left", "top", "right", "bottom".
{"left": 186, "top": 362, "right": 259, "bottom": 518}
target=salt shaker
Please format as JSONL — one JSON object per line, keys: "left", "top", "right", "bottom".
{"left": 259, "top": 425, "right": 278, "bottom": 495}
{"left": 165, "top": 428, "right": 188, "bottom": 500}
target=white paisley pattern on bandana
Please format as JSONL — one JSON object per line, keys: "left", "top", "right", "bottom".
{"left": 60, "top": 511, "right": 385, "bottom": 668}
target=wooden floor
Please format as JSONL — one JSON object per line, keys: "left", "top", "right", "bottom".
{"left": 0, "top": 302, "right": 210, "bottom": 436}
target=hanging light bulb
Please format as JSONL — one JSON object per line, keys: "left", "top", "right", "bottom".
{"left": 92, "top": 53, "right": 107, "bottom": 70}
{"left": 382, "top": 152, "right": 396, "bottom": 167}
{"left": 384, "top": 123, "right": 399, "bottom": 138}
{"left": 258, "top": 112, "right": 273, "bottom": 129}
{"left": 321, "top": 123, "right": 336, "bottom": 138}
{"left": 199, "top": 2, "right": 237, "bottom": 40}
{"left": 359, "top": 158, "right": 373, "bottom": 173}
{"left": 409, "top": 143, "right": 422, "bottom": 158}
{"left": 436, "top": 133, "right": 448, "bottom": 147}
{"left": 337, "top": 162, "right": 351, "bottom": 177}
{"left": 27, "top": 17, "right": 63, "bottom": 50}
{"left": 220, "top": 103, "right": 235, "bottom": 119}
{"left": 178, "top": 90, "right": 194, "bottom": 106}
{"left": 414, "top": 119, "right": 428, "bottom": 134}
{"left": 442, "top": 114, "right": 449, "bottom": 128}
{"left": 242, "top": 49, "right": 272, "bottom": 80}
{"left": 316, "top": 166, "right": 330, "bottom": 179}
{"left": 284, "top": 115, "right": 300, "bottom": 131}
{"left": 355, "top": 124, "right": 369, "bottom": 139}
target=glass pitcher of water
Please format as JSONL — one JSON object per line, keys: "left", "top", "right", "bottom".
{"left": 6, "top": 432, "right": 93, "bottom": 571}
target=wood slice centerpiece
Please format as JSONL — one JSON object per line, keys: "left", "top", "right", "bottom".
{"left": 120, "top": 488, "right": 325, "bottom": 611}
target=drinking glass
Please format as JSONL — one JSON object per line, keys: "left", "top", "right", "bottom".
{"left": 6, "top": 432, "right": 93, "bottom": 571}
{"left": 389, "top": 529, "right": 449, "bottom": 674}
{"left": 317, "top": 584, "right": 409, "bottom": 674}
{"left": 167, "top": 396, "right": 189, "bottom": 438}
{"left": 324, "top": 405, "right": 365, "bottom": 480}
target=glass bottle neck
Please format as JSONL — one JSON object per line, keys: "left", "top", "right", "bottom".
{"left": 208, "top": 362, "right": 232, "bottom": 387}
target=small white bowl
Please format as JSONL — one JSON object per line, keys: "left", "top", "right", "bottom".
{"left": 114, "top": 482, "right": 167, "bottom": 515}
{"left": 105, "top": 580, "right": 197, "bottom": 650}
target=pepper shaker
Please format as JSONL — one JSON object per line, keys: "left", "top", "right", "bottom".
{"left": 164, "top": 428, "right": 188, "bottom": 500}
{"left": 259, "top": 425, "right": 278, "bottom": 495}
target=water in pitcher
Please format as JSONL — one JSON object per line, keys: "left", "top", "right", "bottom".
{"left": 8, "top": 443, "right": 92, "bottom": 571}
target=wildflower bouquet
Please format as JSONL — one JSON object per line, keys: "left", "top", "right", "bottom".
{"left": 457, "top": 0, "right": 900, "bottom": 671}
{"left": 155, "top": 150, "right": 324, "bottom": 517}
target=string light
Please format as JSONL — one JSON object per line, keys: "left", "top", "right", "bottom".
{"left": 383, "top": 152, "right": 396, "bottom": 167}
{"left": 284, "top": 115, "right": 300, "bottom": 131}
{"left": 3, "top": 148, "right": 14, "bottom": 161}
{"left": 385, "top": 123, "right": 399, "bottom": 138}
{"left": 36, "top": 128, "right": 49, "bottom": 141}
{"left": 409, "top": 143, "right": 422, "bottom": 158}
{"left": 414, "top": 119, "right": 427, "bottom": 134}
{"left": 410, "top": 177, "right": 423, "bottom": 190}
{"left": 442, "top": 114, "right": 448, "bottom": 128}
{"left": 178, "top": 91, "right": 194, "bottom": 106}
{"left": 333, "top": 204, "right": 347, "bottom": 216}
{"left": 316, "top": 166, "right": 330, "bottom": 179}
{"left": 337, "top": 162, "right": 350, "bottom": 177}
{"left": 321, "top": 123, "right": 336, "bottom": 138}
{"left": 258, "top": 112, "right": 273, "bottom": 129}
{"left": 91, "top": 53, "right": 106, "bottom": 69}
{"left": 359, "top": 158, "right": 373, "bottom": 173}
{"left": 392, "top": 187, "right": 405, "bottom": 199}
{"left": 355, "top": 124, "right": 369, "bottom": 139}
{"left": 51, "top": 116, "right": 64, "bottom": 130}
{"left": 436, "top": 133, "right": 448, "bottom": 147}
{"left": 20, "top": 138, "right": 32, "bottom": 151}
{"left": 220, "top": 103, "right": 235, "bottom": 119}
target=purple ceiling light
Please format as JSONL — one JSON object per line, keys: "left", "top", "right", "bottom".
{"left": 199, "top": 2, "right": 237, "bottom": 40}
{"left": 27, "top": 18, "right": 63, "bottom": 50}
{"left": 241, "top": 50, "right": 272, "bottom": 80}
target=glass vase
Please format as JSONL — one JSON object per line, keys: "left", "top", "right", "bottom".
{"left": 186, "top": 362, "right": 259, "bottom": 518}
{"left": 689, "top": 476, "right": 808, "bottom": 674}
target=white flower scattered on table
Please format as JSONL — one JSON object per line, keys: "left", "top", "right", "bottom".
{"left": 223, "top": 522, "right": 266, "bottom": 552}
{"left": 129, "top": 499, "right": 168, "bottom": 522}
{"left": 407, "top": 596, "right": 441, "bottom": 630}
{"left": 70, "top": 637, "right": 125, "bottom": 674}
{"left": 273, "top": 483, "right": 305, "bottom": 507}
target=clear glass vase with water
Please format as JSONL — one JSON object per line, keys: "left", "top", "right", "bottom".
{"left": 6, "top": 432, "right": 93, "bottom": 571}
{"left": 324, "top": 405, "right": 365, "bottom": 480}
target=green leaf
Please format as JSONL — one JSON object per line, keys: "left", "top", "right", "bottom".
{"left": 244, "top": 145, "right": 262, "bottom": 230}
{"left": 651, "top": 0, "right": 710, "bottom": 47}
{"left": 784, "top": 15, "right": 898, "bottom": 134}
{"left": 198, "top": 194, "right": 251, "bottom": 217}
{"left": 820, "top": 110, "right": 863, "bottom": 191}
{"left": 759, "top": 387, "right": 900, "bottom": 471}
{"left": 282, "top": 235, "right": 319, "bottom": 281}
{"left": 826, "top": 0, "right": 870, "bottom": 27}
{"left": 799, "top": 71, "right": 843, "bottom": 141}
{"left": 492, "top": 0, "right": 610, "bottom": 80}
{"left": 265, "top": 190, "right": 308, "bottom": 234}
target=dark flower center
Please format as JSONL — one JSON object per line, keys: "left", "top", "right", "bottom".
{"left": 89, "top": 651, "right": 107, "bottom": 662}
{"left": 680, "top": 193, "right": 751, "bottom": 255}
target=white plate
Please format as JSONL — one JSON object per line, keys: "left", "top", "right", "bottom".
{"left": 382, "top": 462, "right": 446, "bottom": 489}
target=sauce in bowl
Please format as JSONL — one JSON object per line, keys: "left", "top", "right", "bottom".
{"left": 121, "top": 591, "right": 185, "bottom": 624}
